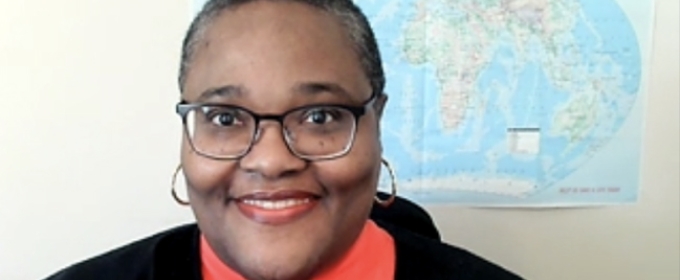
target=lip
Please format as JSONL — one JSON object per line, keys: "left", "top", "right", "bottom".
{"left": 233, "top": 190, "right": 321, "bottom": 225}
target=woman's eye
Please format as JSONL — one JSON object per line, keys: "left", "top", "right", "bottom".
{"left": 304, "top": 109, "right": 336, "bottom": 124}
{"left": 205, "top": 109, "right": 243, "bottom": 127}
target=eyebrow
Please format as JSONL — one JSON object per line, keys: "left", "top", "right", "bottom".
{"left": 197, "top": 85, "right": 247, "bottom": 101}
{"left": 292, "top": 82, "right": 357, "bottom": 102}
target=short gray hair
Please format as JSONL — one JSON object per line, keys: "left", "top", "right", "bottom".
{"left": 178, "top": 0, "right": 385, "bottom": 97}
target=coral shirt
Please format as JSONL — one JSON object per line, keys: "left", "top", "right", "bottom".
{"left": 201, "top": 220, "right": 396, "bottom": 280}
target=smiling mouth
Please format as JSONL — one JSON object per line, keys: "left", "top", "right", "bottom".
{"left": 240, "top": 198, "right": 314, "bottom": 210}
{"left": 233, "top": 191, "right": 321, "bottom": 225}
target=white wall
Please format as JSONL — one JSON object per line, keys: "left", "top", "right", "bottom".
{"left": 0, "top": 0, "right": 677, "bottom": 279}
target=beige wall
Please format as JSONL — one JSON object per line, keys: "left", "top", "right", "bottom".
{"left": 0, "top": 0, "right": 677, "bottom": 279}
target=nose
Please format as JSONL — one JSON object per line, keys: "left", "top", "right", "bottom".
{"left": 238, "top": 122, "right": 307, "bottom": 179}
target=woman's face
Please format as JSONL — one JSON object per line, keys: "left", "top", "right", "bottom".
{"left": 180, "top": 1, "right": 385, "bottom": 279}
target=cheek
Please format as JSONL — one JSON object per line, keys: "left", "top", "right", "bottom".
{"left": 181, "top": 139, "right": 237, "bottom": 196}
{"left": 315, "top": 126, "right": 382, "bottom": 197}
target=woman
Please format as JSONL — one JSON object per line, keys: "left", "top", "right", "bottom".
{"left": 47, "top": 0, "right": 522, "bottom": 279}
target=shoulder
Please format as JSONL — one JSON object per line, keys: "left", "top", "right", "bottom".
{"left": 378, "top": 221, "right": 524, "bottom": 280}
{"left": 44, "top": 224, "right": 200, "bottom": 280}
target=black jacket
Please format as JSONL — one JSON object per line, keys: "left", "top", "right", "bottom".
{"left": 46, "top": 197, "right": 523, "bottom": 280}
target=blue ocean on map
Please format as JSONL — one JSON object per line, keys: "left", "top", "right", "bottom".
{"left": 357, "top": 0, "right": 648, "bottom": 205}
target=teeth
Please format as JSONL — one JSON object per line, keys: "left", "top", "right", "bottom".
{"left": 241, "top": 198, "right": 312, "bottom": 210}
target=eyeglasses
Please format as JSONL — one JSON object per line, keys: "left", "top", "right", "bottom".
{"left": 176, "top": 92, "right": 376, "bottom": 161}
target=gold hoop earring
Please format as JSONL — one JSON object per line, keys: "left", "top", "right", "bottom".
{"left": 171, "top": 164, "right": 190, "bottom": 206}
{"left": 375, "top": 158, "right": 397, "bottom": 207}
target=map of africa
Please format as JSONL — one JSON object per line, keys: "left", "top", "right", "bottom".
{"left": 356, "top": 0, "right": 654, "bottom": 206}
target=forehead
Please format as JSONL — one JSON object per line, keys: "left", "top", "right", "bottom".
{"left": 183, "top": 1, "right": 371, "bottom": 104}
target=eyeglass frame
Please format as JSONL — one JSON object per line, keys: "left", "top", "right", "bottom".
{"left": 176, "top": 91, "right": 378, "bottom": 161}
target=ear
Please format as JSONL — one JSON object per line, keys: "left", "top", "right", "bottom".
{"left": 373, "top": 93, "right": 388, "bottom": 119}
